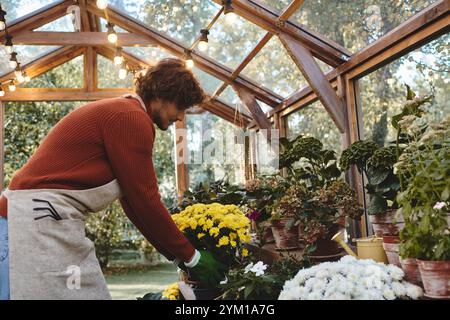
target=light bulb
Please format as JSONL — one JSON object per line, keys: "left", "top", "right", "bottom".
{"left": 9, "top": 60, "right": 17, "bottom": 69}
{"left": 8, "top": 83, "right": 16, "bottom": 92}
{"left": 114, "top": 55, "right": 123, "bottom": 65}
{"left": 0, "top": 89, "right": 5, "bottom": 97}
{"left": 118, "top": 68, "right": 127, "bottom": 79}
{"left": 107, "top": 33, "right": 118, "bottom": 44}
{"left": 96, "top": 0, "right": 108, "bottom": 10}
{"left": 0, "top": 21, "right": 5, "bottom": 31}
{"left": 198, "top": 40, "right": 208, "bottom": 52}
{"left": 185, "top": 59, "right": 194, "bottom": 69}
{"left": 24, "top": 74, "right": 30, "bottom": 82}
{"left": 16, "top": 74, "right": 24, "bottom": 83}
{"left": 225, "top": 11, "right": 237, "bottom": 24}
{"left": 5, "top": 45, "right": 13, "bottom": 54}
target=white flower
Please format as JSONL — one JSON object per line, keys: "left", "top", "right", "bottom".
{"left": 383, "top": 288, "right": 396, "bottom": 300}
{"left": 386, "top": 265, "right": 404, "bottom": 281}
{"left": 404, "top": 283, "right": 423, "bottom": 299}
{"left": 244, "top": 262, "right": 254, "bottom": 274}
{"left": 249, "top": 261, "right": 267, "bottom": 277}
{"left": 391, "top": 282, "right": 406, "bottom": 297}
{"left": 433, "top": 202, "right": 446, "bottom": 210}
{"left": 315, "top": 269, "right": 329, "bottom": 279}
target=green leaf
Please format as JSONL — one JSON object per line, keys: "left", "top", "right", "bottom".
{"left": 441, "top": 187, "right": 449, "bottom": 201}
{"left": 368, "top": 195, "right": 387, "bottom": 215}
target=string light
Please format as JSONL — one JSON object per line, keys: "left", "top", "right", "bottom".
{"left": 114, "top": 46, "right": 124, "bottom": 65}
{"left": 223, "top": 0, "right": 237, "bottom": 25}
{"left": 23, "top": 71, "right": 30, "bottom": 83}
{"left": 4, "top": 34, "right": 13, "bottom": 54}
{"left": 106, "top": 23, "right": 118, "bottom": 44}
{"left": 96, "top": 0, "right": 108, "bottom": 10}
{"left": 0, "top": 87, "right": 5, "bottom": 97}
{"left": 118, "top": 64, "right": 127, "bottom": 79}
{"left": 8, "top": 81, "right": 16, "bottom": 92}
{"left": 0, "top": 5, "right": 6, "bottom": 31}
{"left": 9, "top": 52, "right": 18, "bottom": 69}
{"left": 198, "top": 29, "right": 209, "bottom": 52}
{"left": 14, "top": 63, "right": 22, "bottom": 77}
{"left": 184, "top": 49, "right": 194, "bottom": 69}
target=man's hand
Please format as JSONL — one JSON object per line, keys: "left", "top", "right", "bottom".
{"left": 184, "top": 250, "right": 226, "bottom": 287}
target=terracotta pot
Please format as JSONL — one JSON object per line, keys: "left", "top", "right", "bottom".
{"left": 259, "top": 221, "right": 275, "bottom": 244}
{"left": 382, "top": 235, "right": 401, "bottom": 267}
{"left": 311, "top": 224, "right": 341, "bottom": 256}
{"left": 417, "top": 260, "right": 450, "bottom": 299}
{"left": 400, "top": 258, "right": 422, "bottom": 286}
{"left": 369, "top": 209, "right": 404, "bottom": 236}
{"left": 270, "top": 218, "right": 299, "bottom": 250}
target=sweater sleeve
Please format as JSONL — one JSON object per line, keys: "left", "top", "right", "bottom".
{"left": 103, "top": 110, "right": 195, "bottom": 262}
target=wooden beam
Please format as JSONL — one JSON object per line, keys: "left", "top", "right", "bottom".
{"left": 0, "top": 88, "right": 133, "bottom": 101}
{"left": 174, "top": 118, "right": 189, "bottom": 200}
{"left": 0, "top": 0, "right": 73, "bottom": 42}
{"left": 279, "top": 33, "right": 346, "bottom": 133}
{"left": 95, "top": 45, "right": 148, "bottom": 70}
{"left": 278, "top": 0, "right": 305, "bottom": 22}
{"left": 12, "top": 31, "right": 155, "bottom": 46}
{"left": 211, "top": 0, "right": 350, "bottom": 66}
{"left": 87, "top": 3, "right": 282, "bottom": 107}
{"left": 78, "top": 0, "right": 91, "bottom": 32}
{"left": 84, "top": 47, "right": 97, "bottom": 92}
{"left": 201, "top": 99, "right": 251, "bottom": 127}
{"left": 233, "top": 85, "right": 272, "bottom": 133}
{"left": 0, "top": 46, "right": 84, "bottom": 84}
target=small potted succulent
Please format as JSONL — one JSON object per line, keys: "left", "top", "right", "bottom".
{"left": 340, "top": 140, "right": 402, "bottom": 236}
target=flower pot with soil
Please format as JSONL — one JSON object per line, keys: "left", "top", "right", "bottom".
{"left": 417, "top": 260, "right": 450, "bottom": 299}
{"left": 382, "top": 235, "right": 401, "bottom": 267}
{"left": 369, "top": 210, "right": 404, "bottom": 237}
{"left": 270, "top": 218, "right": 299, "bottom": 250}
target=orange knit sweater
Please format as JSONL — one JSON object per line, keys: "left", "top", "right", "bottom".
{"left": 0, "top": 97, "right": 195, "bottom": 262}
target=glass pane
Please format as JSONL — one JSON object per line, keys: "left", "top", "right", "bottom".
{"left": 154, "top": 125, "right": 177, "bottom": 207}
{"left": 241, "top": 36, "right": 307, "bottom": 97}
{"left": 97, "top": 54, "right": 134, "bottom": 88}
{"left": 0, "top": 45, "right": 61, "bottom": 76}
{"left": 108, "top": 0, "right": 221, "bottom": 47}
{"left": 256, "top": 99, "right": 272, "bottom": 114}
{"left": 1, "top": 0, "right": 56, "bottom": 22}
{"left": 258, "top": 0, "right": 290, "bottom": 12}
{"left": 218, "top": 85, "right": 251, "bottom": 117}
{"left": 34, "top": 14, "right": 75, "bottom": 31}
{"left": 186, "top": 112, "right": 245, "bottom": 188}
{"left": 204, "top": 12, "right": 267, "bottom": 69}
{"left": 99, "top": 17, "right": 129, "bottom": 33}
{"left": 23, "top": 55, "right": 83, "bottom": 88}
{"left": 286, "top": 100, "right": 342, "bottom": 155}
{"left": 291, "top": 0, "right": 437, "bottom": 53}
{"left": 4, "top": 101, "right": 83, "bottom": 187}
{"left": 123, "top": 46, "right": 173, "bottom": 64}
{"left": 359, "top": 34, "right": 449, "bottom": 147}
{"left": 192, "top": 67, "right": 222, "bottom": 96}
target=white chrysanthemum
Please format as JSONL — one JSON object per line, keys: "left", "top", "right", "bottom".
{"left": 405, "top": 283, "right": 423, "bottom": 299}
{"left": 315, "top": 269, "right": 330, "bottom": 279}
{"left": 340, "top": 255, "right": 357, "bottom": 264}
{"left": 386, "top": 265, "right": 404, "bottom": 281}
{"left": 383, "top": 288, "right": 396, "bottom": 300}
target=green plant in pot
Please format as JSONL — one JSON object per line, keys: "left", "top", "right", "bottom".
{"left": 395, "top": 112, "right": 450, "bottom": 298}
{"left": 340, "top": 140, "right": 402, "bottom": 236}
{"left": 279, "top": 135, "right": 341, "bottom": 191}
{"left": 296, "top": 179, "right": 363, "bottom": 256}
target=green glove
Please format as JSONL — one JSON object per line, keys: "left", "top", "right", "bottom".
{"left": 184, "top": 250, "right": 226, "bottom": 287}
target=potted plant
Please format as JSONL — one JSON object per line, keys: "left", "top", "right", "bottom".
{"left": 340, "top": 140, "right": 402, "bottom": 236}
{"left": 170, "top": 203, "right": 252, "bottom": 298}
{"left": 298, "top": 179, "right": 363, "bottom": 256}
{"left": 395, "top": 111, "right": 450, "bottom": 298}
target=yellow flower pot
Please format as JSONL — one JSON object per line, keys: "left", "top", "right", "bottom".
{"left": 356, "top": 236, "right": 388, "bottom": 263}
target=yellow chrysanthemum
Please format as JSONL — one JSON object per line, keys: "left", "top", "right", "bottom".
{"left": 162, "top": 283, "right": 179, "bottom": 300}
{"left": 217, "top": 236, "right": 229, "bottom": 247}
{"left": 197, "top": 233, "right": 205, "bottom": 239}
{"left": 209, "top": 227, "right": 220, "bottom": 237}
{"left": 242, "top": 248, "right": 249, "bottom": 257}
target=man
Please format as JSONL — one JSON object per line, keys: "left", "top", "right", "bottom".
{"left": 0, "top": 58, "right": 225, "bottom": 300}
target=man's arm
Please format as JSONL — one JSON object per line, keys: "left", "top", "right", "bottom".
{"left": 103, "top": 110, "right": 195, "bottom": 263}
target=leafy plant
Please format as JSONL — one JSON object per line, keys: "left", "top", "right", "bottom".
{"left": 279, "top": 135, "right": 341, "bottom": 191}
{"left": 340, "top": 140, "right": 400, "bottom": 215}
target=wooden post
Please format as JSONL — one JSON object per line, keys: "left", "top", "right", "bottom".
{"left": 84, "top": 47, "right": 97, "bottom": 92}
{"left": 174, "top": 118, "right": 189, "bottom": 202}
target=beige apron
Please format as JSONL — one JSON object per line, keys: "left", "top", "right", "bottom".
{"left": 3, "top": 94, "right": 146, "bottom": 300}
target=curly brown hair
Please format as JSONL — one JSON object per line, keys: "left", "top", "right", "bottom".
{"left": 135, "top": 58, "right": 205, "bottom": 109}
